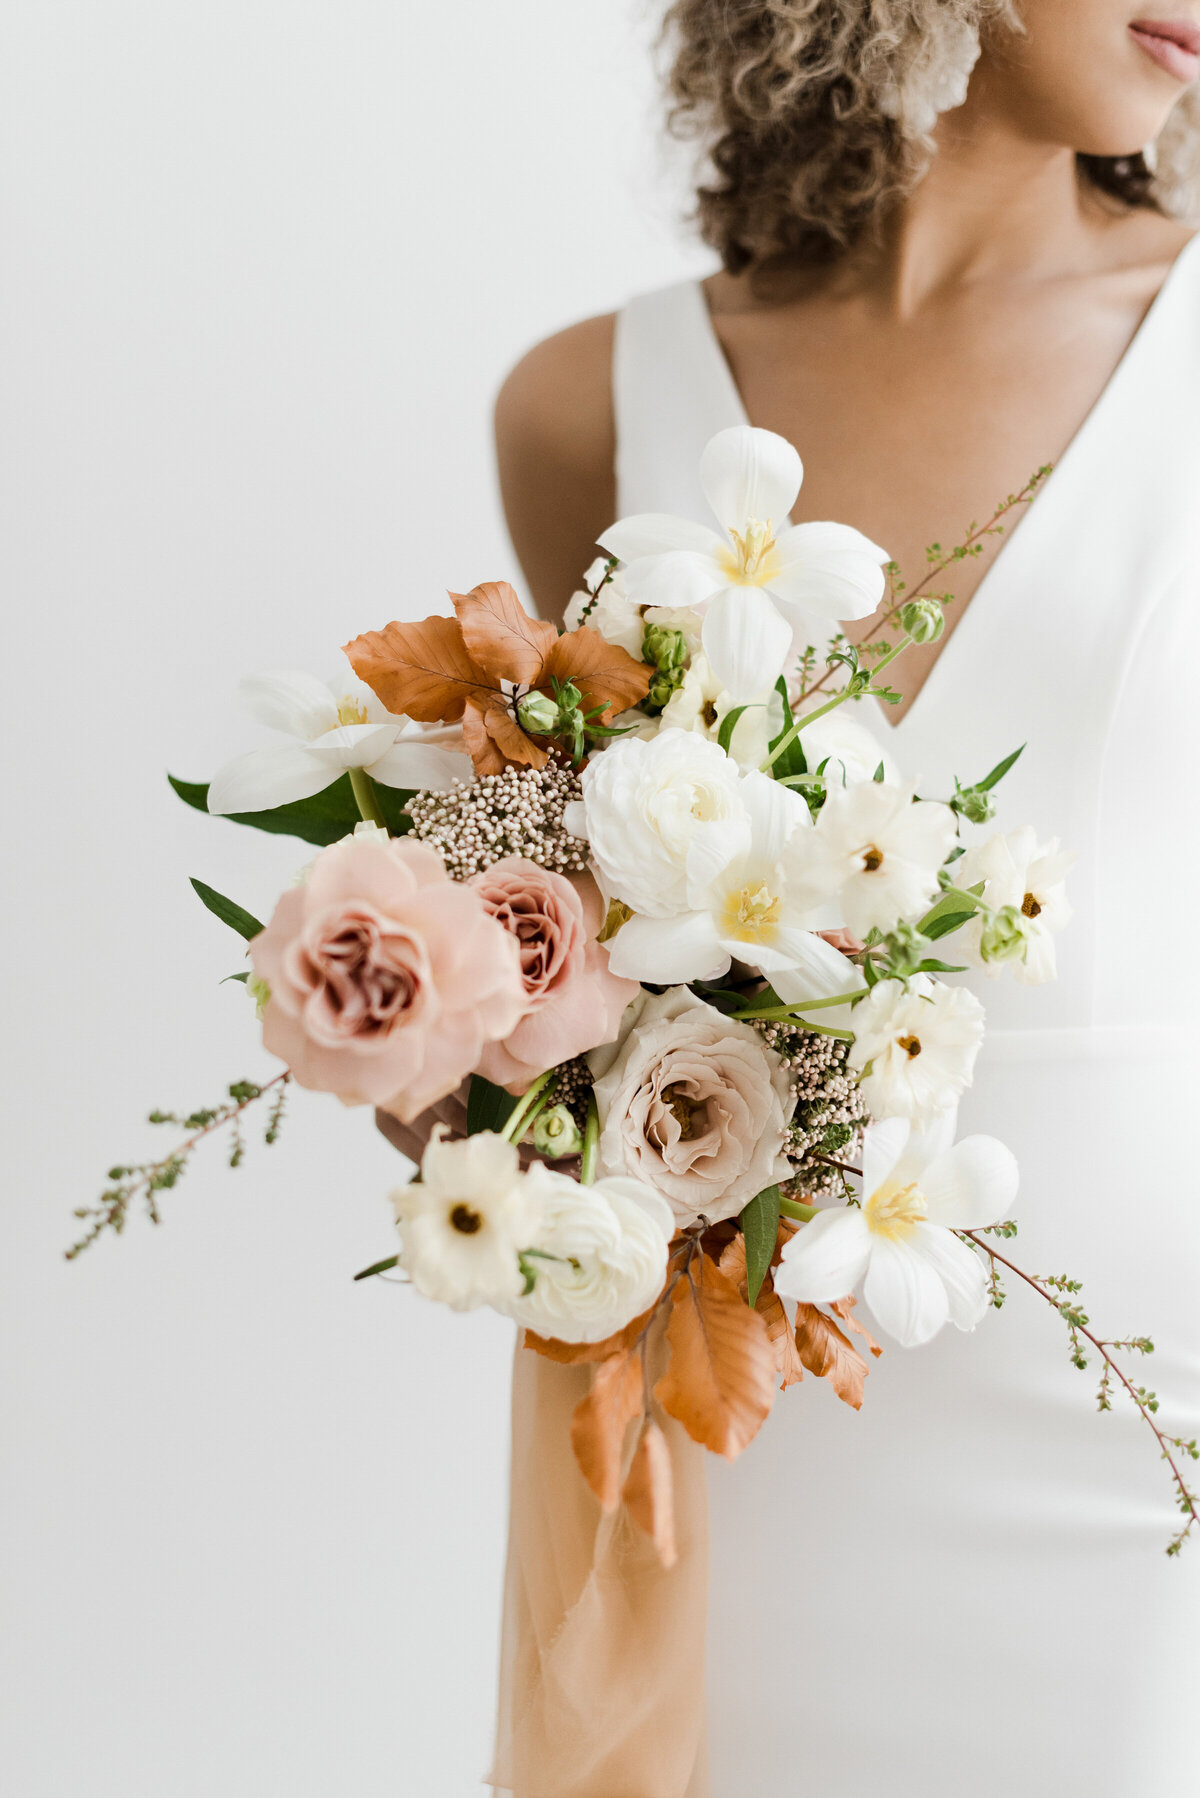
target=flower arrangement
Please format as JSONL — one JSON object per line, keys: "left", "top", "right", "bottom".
{"left": 78, "top": 426, "right": 1199, "bottom": 1558}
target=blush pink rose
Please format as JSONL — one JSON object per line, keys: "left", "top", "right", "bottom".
{"left": 251, "top": 837, "right": 525, "bottom": 1124}
{"left": 469, "top": 859, "right": 638, "bottom": 1092}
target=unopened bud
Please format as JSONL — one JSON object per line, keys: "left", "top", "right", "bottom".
{"left": 647, "top": 666, "right": 685, "bottom": 710}
{"left": 978, "top": 904, "right": 1028, "bottom": 966}
{"left": 900, "top": 599, "right": 946, "bottom": 645}
{"left": 530, "top": 1105, "right": 584, "bottom": 1159}
{"left": 955, "top": 787, "right": 996, "bottom": 825}
{"left": 642, "top": 623, "right": 687, "bottom": 672}
{"left": 248, "top": 973, "right": 272, "bottom": 1020}
{"left": 517, "top": 690, "right": 560, "bottom": 736}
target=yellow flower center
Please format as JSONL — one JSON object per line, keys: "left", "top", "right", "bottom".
{"left": 865, "top": 1179, "right": 927, "bottom": 1242}
{"left": 721, "top": 879, "right": 782, "bottom": 944}
{"left": 1021, "top": 891, "right": 1042, "bottom": 919}
{"left": 718, "top": 517, "right": 780, "bottom": 587}
{"left": 337, "top": 696, "right": 371, "bottom": 726}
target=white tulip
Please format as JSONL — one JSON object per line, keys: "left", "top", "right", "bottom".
{"left": 775, "top": 1114, "right": 1019, "bottom": 1347}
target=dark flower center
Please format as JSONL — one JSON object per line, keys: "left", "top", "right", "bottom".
{"left": 898, "top": 1034, "right": 922, "bottom": 1058}
{"left": 1021, "top": 892, "right": 1042, "bottom": 918}
{"left": 862, "top": 846, "right": 884, "bottom": 872}
{"left": 450, "top": 1204, "right": 483, "bottom": 1235}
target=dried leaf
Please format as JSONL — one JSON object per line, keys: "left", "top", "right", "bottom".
{"left": 718, "top": 1236, "right": 806, "bottom": 1391}
{"left": 543, "top": 625, "right": 651, "bottom": 721}
{"left": 344, "top": 616, "right": 495, "bottom": 723}
{"left": 460, "top": 691, "right": 549, "bottom": 777}
{"left": 793, "top": 1302, "right": 871, "bottom": 1411}
{"left": 622, "top": 1420, "right": 677, "bottom": 1568}
{"left": 831, "top": 1294, "right": 883, "bottom": 1360}
{"left": 523, "top": 1307, "right": 654, "bottom": 1365}
{"left": 570, "top": 1350, "right": 645, "bottom": 1512}
{"left": 655, "top": 1252, "right": 775, "bottom": 1459}
{"left": 451, "top": 581, "right": 557, "bottom": 686}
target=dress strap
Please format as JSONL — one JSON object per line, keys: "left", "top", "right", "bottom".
{"left": 613, "top": 280, "right": 746, "bottom": 522}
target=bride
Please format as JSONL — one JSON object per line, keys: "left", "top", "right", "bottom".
{"left": 488, "top": 2, "right": 1200, "bottom": 1793}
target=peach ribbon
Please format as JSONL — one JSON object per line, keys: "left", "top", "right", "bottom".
{"left": 488, "top": 1341, "right": 710, "bottom": 1798}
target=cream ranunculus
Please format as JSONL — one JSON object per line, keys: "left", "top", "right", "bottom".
{"left": 589, "top": 986, "right": 795, "bottom": 1228}
{"left": 505, "top": 1168, "right": 674, "bottom": 1343}
{"left": 847, "top": 976, "right": 985, "bottom": 1120}
{"left": 569, "top": 727, "right": 745, "bottom": 919}
{"left": 391, "top": 1127, "right": 539, "bottom": 1312}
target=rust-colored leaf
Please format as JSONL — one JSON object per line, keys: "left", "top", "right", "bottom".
{"left": 718, "top": 1236, "right": 806, "bottom": 1391}
{"left": 654, "top": 1252, "right": 775, "bottom": 1459}
{"left": 451, "top": 581, "right": 557, "bottom": 686}
{"left": 793, "top": 1302, "right": 871, "bottom": 1411}
{"left": 543, "top": 625, "right": 651, "bottom": 721}
{"left": 831, "top": 1294, "right": 883, "bottom": 1360}
{"left": 343, "top": 616, "right": 496, "bottom": 723}
{"left": 622, "top": 1421, "right": 677, "bottom": 1568}
{"left": 523, "top": 1306, "right": 655, "bottom": 1365}
{"left": 570, "top": 1350, "right": 645, "bottom": 1512}
{"left": 460, "top": 693, "right": 550, "bottom": 776}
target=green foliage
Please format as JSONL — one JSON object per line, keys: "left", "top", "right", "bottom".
{"left": 466, "top": 1073, "right": 516, "bottom": 1137}
{"left": 739, "top": 1184, "right": 782, "bottom": 1307}
{"left": 189, "top": 877, "right": 264, "bottom": 942}
{"left": 767, "top": 677, "right": 808, "bottom": 785}
{"left": 169, "top": 773, "right": 415, "bottom": 846}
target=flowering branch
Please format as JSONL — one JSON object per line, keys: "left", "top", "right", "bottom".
{"left": 69, "top": 1074, "right": 291, "bottom": 1259}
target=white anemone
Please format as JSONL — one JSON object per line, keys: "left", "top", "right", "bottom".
{"left": 847, "top": 977, "right": 986, "bottom": 1120}
{"left": 785, "top": 778, "right": 958, "bottom": 938}
{"left": 775, "top": 1114, "right": 1020, "bottom": 1347}
{"left": 958, "top": 826, "right": 1075, "bottom": 984}
{"left": 208, "top": 658, "right": 470, "bottom": 814}
{"left": 657, "top": 652, "right": 784, "bottom": 770}
{"left": 391, "top": 1128, "right": 539, "bottom": 1313}
{"left": 599, "top": 425, "right": 889, "bottom": 702}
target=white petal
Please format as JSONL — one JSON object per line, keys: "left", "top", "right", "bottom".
{"left": 775, "top": 1208, "right": 872, "bottom": 1306}
{"left": 685, "top": 812, "right": 752, "bottom": 902}
{"left": 701, "top": 587, "right": 792, "bottom": 704}
{"left": 699, "top": 426, "right": 804, "bottom": 533}
{"left": 622, "top": 550, "right": 726, "bottom": 611}
{"left": 862, "top": 1235, "right": 950, "bottom": 1347}
{"left": 598, "top": 514, "right": 726, "bottom": 563}
{"left": 768, "top": 932, "right": 860, "bottom": 1012}
{"left": 238, "top": 670, "right": 339, "bottom": 741}
{"left": 604, "top": 909, "right": 729, "bottom": 984}
{"left": 860, "top": 1117, "right": 911, "bottom": 1200}
{"left": 891, "top": 1107, "right": 958, "bottom": 1183}
{"left": 368, "top": 741, "right": 473, "bottom": 790}
{"left": 562, "top": 800, "right": 589, "bottom": 841}
{"left": 910, "top": 1225, "right": 991, "bottom": 1332}
{"left": 769, "top": 522, "right": 888, "bottom": 623}
{"left": 919, "top": 1135, "right": 1020, "bottom": 1229}
{"left": 739, "top": 769, "right": 809, "bottom": 860}
{"left": 309, "top": 722, "right": 400, "bottom": 769}
{"left": 207, "top": 743, "right": 336, "bottom": 813}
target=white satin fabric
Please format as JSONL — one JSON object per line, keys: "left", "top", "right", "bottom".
{"left": 613, "top": 253, "right": 1200, "bottom": 1796}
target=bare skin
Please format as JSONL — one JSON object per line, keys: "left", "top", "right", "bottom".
{"left": 496, "top": 4, "right": 1198, "bottom": 722}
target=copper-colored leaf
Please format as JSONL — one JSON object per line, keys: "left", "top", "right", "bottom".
{"left": 343, "top": 616, "right": 496, "bottom": 723}
{"left": 460, "top": 693, "right": 550, "bottom": 777}
{"left": 451, "top": 581, "right": 557, "bottom": 687}
{"left": 831, "top": 1294, "right": 883, "bottom": 1360}
{"left": 570, "top": 1351, "right": 645, "bottom": 1512}
{"left": 654, "top": 1252, "right": 775, "bottom": 1459}
{"left": 718, "top": 1236, "right": 806, "bottom": 1391}
{"left": 622, "top": 1421, "right": 677, "bottom": 1568}
{"left": 793, "top": 1302, "right": 870, "bottom": 1411}
{"left": 543, "top": 625, "right": 651, "bottom": 721}
{"left": 523, "top": 1307, "right": 655, "bottom": 1365}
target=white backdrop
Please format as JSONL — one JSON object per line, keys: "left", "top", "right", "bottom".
{"left": 0, "top": 6, "right": 709, "bottom": 1793}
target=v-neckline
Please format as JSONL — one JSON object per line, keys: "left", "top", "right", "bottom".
{"left": 688, "top": 233, "right": 1200, "bottom": 734}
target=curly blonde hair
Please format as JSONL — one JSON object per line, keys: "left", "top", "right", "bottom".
{"left": 663, "top": 0, "right": 1200, "bottom": 277}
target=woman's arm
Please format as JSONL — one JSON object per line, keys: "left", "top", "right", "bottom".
{"left": 494, "top": 311, "right": 617, "bottom": 627}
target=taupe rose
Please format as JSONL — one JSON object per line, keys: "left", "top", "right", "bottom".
{"left": 588, "top": 986, "right": 795, "bottom": 1228}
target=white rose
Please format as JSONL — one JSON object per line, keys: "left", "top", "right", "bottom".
{"left": 564, "top": 564, "right": 645, "bottom": 658}
{"left": 574, "top": 728, "right": 745, "bottom": 918}
{"left": 505, "top": 1167, "right": 673, "bottom": 1343}
{"left": 848, "top": 977, "right": 985, "bottom": 1120}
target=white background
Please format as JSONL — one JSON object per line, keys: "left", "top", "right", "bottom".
{"left": 0, "top": 6, "right": 709, "bottom": 1793}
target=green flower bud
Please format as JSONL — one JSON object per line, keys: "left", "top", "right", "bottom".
{"left": 900, "top": 599, "right": 946, "bottom": 645}
{"left": 530, "top": 1105, "right": 584, "bottom": 1159}
{"left": 248, "top": 973, "right": 272, "bottom": 1020}
{"left": 642, "top": 623, "right": 688, "bottom": 672}
{"left": 955, "top": 787, "right": 996, "bottom": 825}
{"left": 978, "top": 904, "right": 1028, "bottom": 966}
{"left": 879, "top": 919, "right": 930, "bottom": 978}
{"left": 556, "top": 681, "right": 582, "bottom": 713}
{"left": 517, "top": 690, "right": 560, "bottom": 736}
{"left": 646, "top": 666, "right": 685, "bottom": 711}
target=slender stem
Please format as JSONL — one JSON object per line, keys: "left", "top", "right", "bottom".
{"left": 779, "top": 1196, "right": 819, "bottom": 1223}
{"left": 731, "top": 986, "right": 868, "bottom": 1022}
{"left": 760, "top": 633, "right": 914, "bottom": 773}
{"left": 348, "top": 766, "right": 387, "bottom": 828}
{"left": 500, "top": 1070, "right": 555, "bottom": 1144}
{"left": 580, "top": 1096, "right": 600, "bottom": 1186}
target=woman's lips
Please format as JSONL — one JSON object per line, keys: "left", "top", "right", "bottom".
{"left": 1129, "top": 18, "right": 1200, "bottom": 81}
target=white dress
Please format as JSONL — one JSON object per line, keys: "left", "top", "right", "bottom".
{"left": 612, "top": 256, "right": 1200, "bottom": 1797}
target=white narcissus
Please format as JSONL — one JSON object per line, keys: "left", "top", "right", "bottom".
{"left": 391, "top": 1128, "right": 539, "bottom": 1313}
{"left": 848, "top": 976, "right": 986, "bottom": 1120}
{"left": 599, "top": 425, "right": 889, "bottom": 702}
{"left": 775, "top": 1114, "right": 1020, "bottom": 1347}
{"left": 958, "top": 826, "right": 1076, "bottom": 984}
{"left": 505, "top": 1169, "right": 674, "bottom": 1343}
{"left": 208, "top": 659, "right": 471, "bottom": 814}
{"left": 606, "top": 767, "right": 858, "bottom": 1002}
{"left": 785, "top": 778, "right": 958, "bottom": 938}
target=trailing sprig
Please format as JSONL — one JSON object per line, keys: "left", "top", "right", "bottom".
{"left": 68, "top": 1074, "right": 290, "bottom": 1259}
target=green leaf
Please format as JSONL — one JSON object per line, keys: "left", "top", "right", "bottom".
{"left": 922, "top": 909, "right": 976, "bottom": 941}
{"left": 873, "top": 760, "right": 886, "bottom": 782}
{"left": 169, "top": 773, "right": 415, "bottom": 847}
{"left": 768, "top": 677, "right": 807, "bottom": 782}
{"left": 918, "top": 889, "right": 981, "bottom": 936}
{"left": 914, "top": 958, "right": 968, "bottom": 974}
{"left": 353, "top": 1254, "right": 400, "bottom": 1282}
{"left": 978, "top": 744, "right": 1025, "bottom": 793}
{"left": 466, "top": 1073, "right": 516, "bottom": 1137}
{"left": 221, "top": 971, "right": 250, "bottom": 985}
{"left": 739, "top": 1184, "right": 782, "bottom": 1308}
{"left": 189, "top": 877, "right": 264, "bottom": 942}
{"left": 717, "top": 704, "right": 754, "bottom": 756}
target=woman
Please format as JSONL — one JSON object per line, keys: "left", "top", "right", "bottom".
{"left": 490, "top": 3, "right": 1200, "bottom": 1794}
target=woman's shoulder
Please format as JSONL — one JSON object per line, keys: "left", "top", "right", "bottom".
{"left": 495, "top": 310, "right": 617, "bottom": 486}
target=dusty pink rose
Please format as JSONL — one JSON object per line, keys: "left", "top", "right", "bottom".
{"left": 469, "top": 859, "right": 637, "bottom": 1091}
{"left": 588, "top": 985, "right": 795, "bottom": 1228}
{"left": 251, "top": 837, "right": 525, "bottom": 1124}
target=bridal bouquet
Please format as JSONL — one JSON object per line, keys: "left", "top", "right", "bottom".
{"left": 78, "top": 426, "right": 1198, "bottom": 1557}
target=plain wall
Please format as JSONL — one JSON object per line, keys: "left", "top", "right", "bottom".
{"left": 0, "top": 6, "right": 709, "bottom": 1793}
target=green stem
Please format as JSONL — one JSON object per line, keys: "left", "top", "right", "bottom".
{"left": 580, "top": 1097, "right": 600, "bottom": 1186}
{"left": 779, "top": 1197, "right": 818, "bottom": 1223}
{"left": 732, "top": 986, "right": 868, "bottom": 1022}
{"left": 500, "top": 1070, "right": 555, "bottom": 1144}
{"left": 759, "top": 632, "right": 914, "bottom": 774}
{"left": 348, "top": 766, "right": 387, "bottom": 828}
